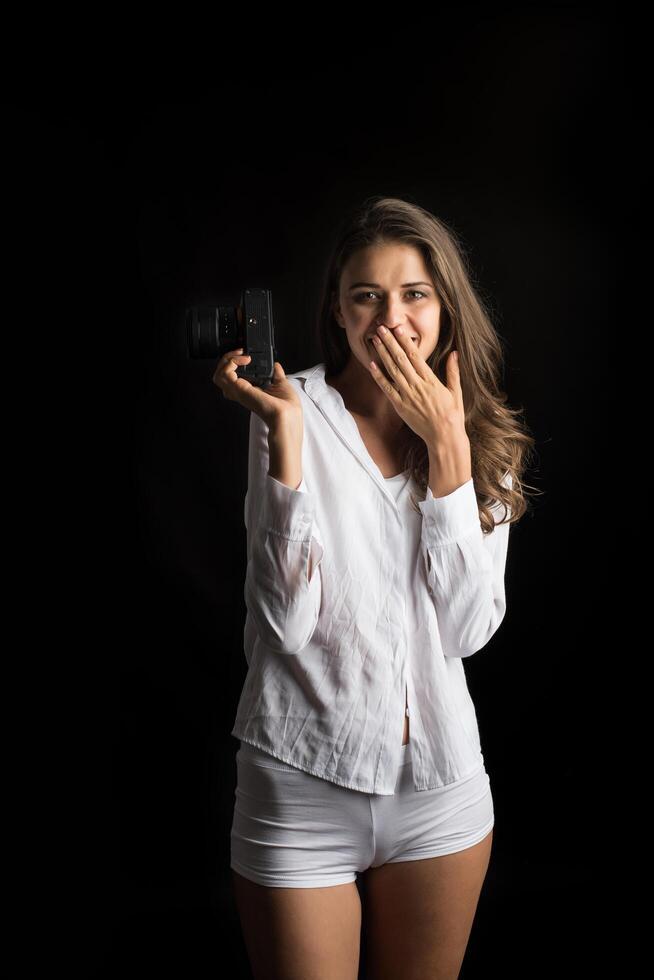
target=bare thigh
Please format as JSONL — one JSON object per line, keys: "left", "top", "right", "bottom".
{"left": 231, "top": 869, "right": 362, "bottom": 980}
{"left": 361, "top": 827, "right": 493, "bottom": 980}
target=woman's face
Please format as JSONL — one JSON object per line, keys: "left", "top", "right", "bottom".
{"left": 333, "top": 242, "right": 442, "bottom": 382}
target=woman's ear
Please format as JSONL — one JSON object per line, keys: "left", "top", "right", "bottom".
{"left": 332, "top": 294, "right": 345, "bottom": 329}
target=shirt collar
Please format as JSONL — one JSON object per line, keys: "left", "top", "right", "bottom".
{"left": 290, "top": 363, "right": 408, "bottom": 515}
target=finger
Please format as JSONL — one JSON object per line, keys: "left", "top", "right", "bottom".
{"left": 376, "top": 327, "right": 431, "bottom": 382}
{"left": 369, "top": 353, "right": 402, "bottom": 399}
{"left": 229, "top": 352, "right": 251, "bottom": 363}
{"left": 213, "top": 366, "right": 259, "bottom": 410}
{"left": 371, "top": 333, "right": 408, "bottom": 394}
{"left": 448, "top": 349, "right": 464, "bottom": 406}
{"left": 221, "top": 348, "right": 248, "bottom": 365}
{"left": 213, "top": 353, "right": 251, "bottom": 385}
{"left": 225, "top": 359, "right": 255, "bottom": 382}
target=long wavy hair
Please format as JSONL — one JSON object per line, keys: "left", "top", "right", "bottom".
{"left": 315, "top": 195, "right": 541, "bottom": 533}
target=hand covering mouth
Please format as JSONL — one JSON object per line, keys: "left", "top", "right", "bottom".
{"left": 366, "top": 335, "right": 418, "bottom": 343}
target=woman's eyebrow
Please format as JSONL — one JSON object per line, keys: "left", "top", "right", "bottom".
{"left": 347, "top": 281, "right": 433, "bottom": 290}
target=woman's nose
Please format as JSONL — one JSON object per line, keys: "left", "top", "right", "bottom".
{"left": 376, "top": 299, "right": 407, "bottom": 331}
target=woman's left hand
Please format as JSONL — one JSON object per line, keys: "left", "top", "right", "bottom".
{"left": 368, "top": 325, "right": 471, "bottom": 461}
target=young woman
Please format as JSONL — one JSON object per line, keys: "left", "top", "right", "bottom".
{"left": 214, "top": 196, "right": 535, "bottom": 980}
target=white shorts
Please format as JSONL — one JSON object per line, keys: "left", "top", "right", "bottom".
{"left": 230, "top": 739, "right": 494, "bottom": 889}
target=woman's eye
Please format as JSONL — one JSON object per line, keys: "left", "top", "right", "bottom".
{"left": 355, "top": 290, "right": 427, "bottom": 302}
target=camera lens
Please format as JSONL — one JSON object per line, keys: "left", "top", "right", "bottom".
{"left": 186, "top": 306, "right": 240, "bottom": 359}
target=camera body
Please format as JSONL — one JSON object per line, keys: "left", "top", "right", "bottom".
{"left": 186, "top": 287, "right": 277, "bottom": 387}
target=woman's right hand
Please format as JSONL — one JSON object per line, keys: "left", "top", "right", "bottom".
{"left": 212, "top": 349, "right": 303, "bottom": 430}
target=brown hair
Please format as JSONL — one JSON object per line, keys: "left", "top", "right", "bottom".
{"left": 315, "top": 194, "right": 541, "bottom": 533}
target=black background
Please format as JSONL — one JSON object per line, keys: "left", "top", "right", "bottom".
{"left": 8, "top": 7, "right": 611, "bottom": 977}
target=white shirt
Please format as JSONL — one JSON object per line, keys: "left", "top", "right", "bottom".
{"left": 231, "top": 362, "right": 512, "bottom": 795}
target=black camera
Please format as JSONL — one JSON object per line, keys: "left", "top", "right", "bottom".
{"left": 186, "top": 287, "right": 277, "bottom": 387}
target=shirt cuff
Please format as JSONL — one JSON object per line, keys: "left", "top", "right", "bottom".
{"left": 418, "top": 477, "right": 481, "bottom": 547}
{"left": 260, "top": 472, "right": 316, "bottom": 541}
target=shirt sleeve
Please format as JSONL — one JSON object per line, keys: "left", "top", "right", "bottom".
{"left": 418, "top": 471, "right": 512, "bottom": 658}
{"left": 243, "top": 410, "right": 325, "bottom": 655}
